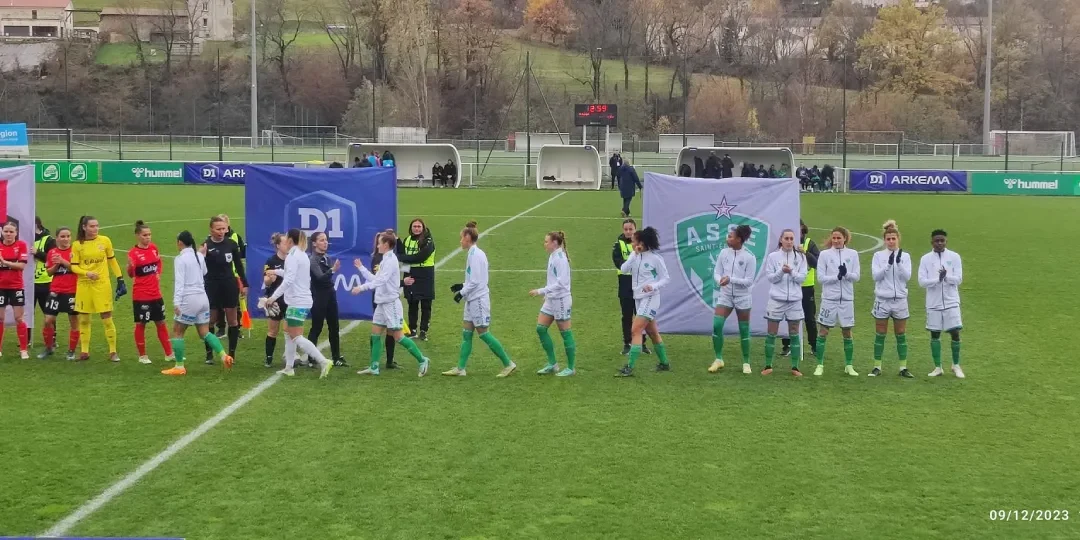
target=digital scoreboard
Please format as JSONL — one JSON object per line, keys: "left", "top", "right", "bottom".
{"left": 574, "top": 104, "right": 618, "bottom": 127}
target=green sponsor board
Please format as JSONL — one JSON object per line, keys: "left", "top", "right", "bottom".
{"left": 101, "top": 161, "right": 184, "bottom": 184}
{"left": 970, "top": 172, "right": 1080, "bottom": 196}
{"left": 36, "top": 161, "right": 99, "bottom": 183}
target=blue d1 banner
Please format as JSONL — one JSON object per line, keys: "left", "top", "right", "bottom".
{"left": 185, "top": 162, "right": 294, "bottom": 184}
{"left": 244, "top": 166, "right": 396, "bottom": 320}
{"left": 849, "top": 169, "right": 968, "bottom": 192}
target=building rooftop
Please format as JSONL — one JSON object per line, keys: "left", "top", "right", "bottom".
{"left": 0, "top": 0, "right": 72, "bottom": 8}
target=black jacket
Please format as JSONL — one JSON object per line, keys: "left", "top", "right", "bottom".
{"left": 721, "top": 156, "right": 734, "bottom": 177}
{"left": 309, "top": 252, "right": 335, "bottom": 294}
{"left": 612, "top": 234, "right": 634, "bottom": 299}
{"left": 397, "top": 233, "right": 436, "bottom": 300}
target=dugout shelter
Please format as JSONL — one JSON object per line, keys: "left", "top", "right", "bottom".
{"left": 347, "top": 143, "right": 462, "bottom": 188}
{"left": 676, "top": 147, "right": 795, "bottom": 178}
{"left": 535, "top": 145, "right": 602, "bottom": 190}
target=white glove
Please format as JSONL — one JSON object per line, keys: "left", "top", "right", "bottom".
{"left": 257, "top": 297, "right": 268, "bottom": 310}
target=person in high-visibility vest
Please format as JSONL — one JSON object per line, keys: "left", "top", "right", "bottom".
{"left": 397, "top": 219, "right": 436, "bottom": 341}
{"left": 611, "top": 218, "right": 649, "bottom": 356}
{"left": 782, "top": 220, "right": 820, "bottom": 356}
{"left": 33, "top": 217, "right": 57, "bottom": 348}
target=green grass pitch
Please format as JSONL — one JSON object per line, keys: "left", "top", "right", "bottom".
{"left": 2, "top": 184, "right": 1079, "bottom": 539}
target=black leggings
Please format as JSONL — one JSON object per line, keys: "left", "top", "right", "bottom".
{"left": 308, "top": 290, "right": 341, "bottom": 360}
{"left": 408, "top": 298, "right": 432, "bottom": 333}
{"left": 620, "top": 296, "right": 635, "bottom": 345}
{"left": 783, "top": 286, "right": 818, "bottom": 350}
{"left": 622, "top": 197, "right": 632, "bottom": 215}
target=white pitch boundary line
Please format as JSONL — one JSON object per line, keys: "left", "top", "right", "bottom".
{"left": 39, "top": 191, "right": 568, "bottom": 539}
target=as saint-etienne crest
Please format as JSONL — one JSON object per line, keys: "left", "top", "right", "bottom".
{"left": 674, "top": 196, "right": 769, "bottom": 309}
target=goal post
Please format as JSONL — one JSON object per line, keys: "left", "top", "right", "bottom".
{"left": 989, "top": 130, "right": 1076, "bottom": 157}
{"left": 834, "top": 130, "right": 904, "bottom": 144}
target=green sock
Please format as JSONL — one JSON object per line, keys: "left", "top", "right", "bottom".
{"left": 815, "top": 335, "right": 827, "bottom": 365}
{"left": 764, "top": 334, "right": 776, "bottom": 368}
{"left": 560, "top": 329, "right": 576, "bottom": 370}
{"left": 170, "top": 338, "right": 185, "bottom": 367}
{"left": 655, "top": 342, "right": 669, "bottom": 365}
{"left": 370, "top": 335, "right": 384, "bottom": 370}
{"left": 738, "top": 320, "right": 751, "bottom": 363}
{"left": 536, "top": 325, "right": 556, "bottom": 366}
{"left": 843, "top": 337, "right": 854, "bottom": 366}
{"left": 712, "top": 315, "right": 727, "bottom": 360}
{"left": 479, "top": 332, "right": 511, "bottom": 367}
{"left": 873, "top": 333, "right": 886, "bottom": 367}
{"left": 951, "top": 339, "right": 961, "bottom": 366}
{"left": 790, "top": 334, "right": 801, "bottom": 369}
{"left": 896, "top": 333, "right": 908, "bottom": 369}
{"left": 930, "top": 338, "right": 942, "bottom": 367}
{"left": 202, "top": 332, "right": 224, "bottom": 356}
{"left": 628, "top": 344, "right": 642, "bottom": 369}
{"left": 458, "top": 330, "right": 474, "bottom": 370}
{"left": 399, "top": 336, "right": 425, "bottom": 364}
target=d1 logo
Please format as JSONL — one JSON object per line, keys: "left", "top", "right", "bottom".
{"left": 868, "top": 171, "right": 886, "bottom": 185}
{"left": 285, "top": 190, "right": 357, "bottom": 255}
{"left": 674, "top": 211, "right": 768, "bottom": 309}
{"left": 201, "top": 164, "right": 219, "bottom": 179}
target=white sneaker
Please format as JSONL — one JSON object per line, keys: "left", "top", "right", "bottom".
{"left": 319, "top": 359, "right": 333, "bottom": 379}
{"left": 844, "top": 365, "right": 859, "bottom": 376}
{"left": 356, "top": 367, "right": 380, "bottom": 376}
{"left": 928, "top": 367, "right": 944, "bottom": 377}
{"left": 138, "top": 355, "right": 152, "bottom": 364}
{"left": 442, "top": 367, "right": 466, "bottom": 377}
{"left": 497, "top": 362, "right": 517, "bottom": 378}
{"left": 813, "top": 365, "right": 824, "bottom": 376}
{"left": 20, "top": 350, "right": 30, "bottom": 360}
{"left": 277, "top": 368, "right": 295, "bottom": 377}
{"left": 742, "top": 363, "right": 752, "bottom": 375}
{"left": 418, "top": 357, "right": 429, "bottom": 377}
{"left": 952, "top": 365, "right": 965, "bottom": 379}
{"left": 165, "top": 355, "right": 175, "bottom": 362}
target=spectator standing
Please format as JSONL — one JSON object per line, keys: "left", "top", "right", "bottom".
{"left": 694, "top": 155, "right": 705, "bottom": 178}
{"left": 397, "top": 219, "right": 436, "bottom": 341}
{"left": 721, "top": 154, "right": 734, "bottom": 178}
{"left": 359, "top": 153, "right": 373, "bottom": 168}
{"left": 367, "top": 153, "right": 379, "bottom": 167}
{"left": 821, "top": 164, "right": 836, "bottom": 191}
{"left": 705, "top": 152, "right": 721, "bottom": 179}
{"left": 609, "top": 152, "right": 623, "bottom": 189}
{"left": 617, "top": 160, "right": 643, "bottom": 218}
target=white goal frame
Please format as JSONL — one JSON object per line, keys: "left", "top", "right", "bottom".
{"left": 989, "top": 130, "right": 1076, "bottom": 157}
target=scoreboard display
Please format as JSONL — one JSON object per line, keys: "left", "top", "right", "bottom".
{"left": 574, "top": 104, "right": 618, "bottom": 127}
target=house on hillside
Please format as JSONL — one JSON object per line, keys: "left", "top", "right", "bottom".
{"left": 0, "top": 0, "right": 74, "bottom": 40}
{"left": 97, "top": 0, "right": 232, "bottom": 49}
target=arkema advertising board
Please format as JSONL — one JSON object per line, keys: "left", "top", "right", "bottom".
{"left": 849, "top": 169, "right": 968, "bottom": 192}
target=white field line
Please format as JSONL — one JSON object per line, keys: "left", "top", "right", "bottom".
{"left": 40, "top": 191, "right": 568, "bottom": 538}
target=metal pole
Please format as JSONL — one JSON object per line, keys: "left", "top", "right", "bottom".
{"left": 1061, "top": 141, "right": 1065, "bottom": 171}
{"left": 250, "top": 0, "right": 258, "bottom": 148}
{"left": 473, "top": 85, "right": 479, "bottom": 165}
{"left": 951, "top": 141, "right": 956, "bottom": 169}
{"left": 841, "top": 55, "right": 847, "bottom": 168}
{"left": 118, "top": 98, "right": 124, "bottom": 160}
{"left": 982, "top": 0, "right": 993, "bottom": 154}
{"left": 526, "top": 51, "right": 531, "bottom": 174}
{"left": 1004, "top": 131, "right": 1009, "bottom": 170}
{"left": 371, "top": 81, "right": 376, "bottom": 140}
{"left": 66, "top": 128, "right": 72, "bottom": 160}
{"left": 169, "top": 132, "right": 173, "bottom": 161}
{"left": 897, "top": 134, "right": 902, "bottom": 169}
{"left": 681, "top": 56, "right": 687, "bottom": 148}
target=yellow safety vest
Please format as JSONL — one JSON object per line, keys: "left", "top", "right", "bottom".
{"left": 802, "top": 237, "right": 816, "bottom": 287}
{"left": 34, "top": 235, "right": 52, "bottom": 284}
{"left": 402, "top": 236, "right": 435, "bottom": 267}
{"left": 228, "top": 231, "right": 242, "bottom": 277}
{"left": 617, "top": 239, "right": 633, "bottom": 275}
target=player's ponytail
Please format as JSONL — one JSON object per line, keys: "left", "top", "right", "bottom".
{"left": 462, "top": 220, "right": 479, "bottom": 243}
{"left": 134, "top": 220, "right": 149, "bottom": 235}
{"left": 177, "top": 230, "right": 196, "bottom": 248}
{"left": 76, "top": 215, "right": 95, "bottom": 242}
{"left": 734, "top": 224, "right": 752, "bottom": 245}
{"left": 547, "top": 231, "right": 569, "bottom": 262}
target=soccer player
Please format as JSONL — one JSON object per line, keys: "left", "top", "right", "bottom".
{"left": 762, "top": 229, "right": 808, "bottom": 376}
{"left": 261, "top": 229, "right": 332, "bottom": 378}
{"left": 39, "top": 227, "right": 80, "bottom": 360}
{"left": 161, "top": 231, "right": 231, "bottom": 376}
{"left": 616, "top": 227, "right": 671, "bottom": 377}
{"left": 531, "top": 231, "right": 577, "bottom": 377}
{"left": 814, "top": 227, "right": 861, "bottom": 376}
{"left": 70, "top": 216, "right": 127, "bottom": 362}
{"left": 612, "top": 219, "right": 650, "bottom": 355}
{"left": 870, "top": 220, "right": 914, "bottom": 378}
{"left": 128, "top": 221, "right": 174, "bottom": 365}
{"left": 0, "top": 221, "right": 30, "bottom": 358}
{"left": 261, "top": 233, "right": 288, "bottom": 368}
{"left": 442, "top": 221, "right": 516, "bottom": 377}
{"left": 781, "top": 220, "right": 819, "bottom": 357}
{"left": 370, "top": 230, "right": 410, "bottom": 370}
{"left": 32, "top": 217, "right": 57, "bottom": 348}
{"left": 202, "top": 216, "right": 247, "bottom": 364}
{"left": 351, "top": 231, "right": 430, "bottom": 377}
{"left": 710, "top": 224, "right": 757, "bottom": 375}
{"left": 917, "top": 229, "right": 964, "bottom": 378}
{"left": 308, "top": 232, "right": 346, "bottom": 367}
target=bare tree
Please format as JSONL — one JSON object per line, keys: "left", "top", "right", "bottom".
{"left": 392, "top": 0, "right": 434, "bottom": 128}
{"left": 357, "top": 0, "right": 393, "bottom": 80}
{"left": 317, "top": 0, "right": 366, "bottom": 82}
{"left": 115, "top": 0, "right": 150, "bottom": 69}
{"left": 257, "top": 0, "right": 304, "bottom": 101}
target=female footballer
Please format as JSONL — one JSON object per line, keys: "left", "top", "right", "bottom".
{"left": 161, "top": 231, "right": 231, "bottom": 376}
{"left": 442, "top": 221, "right": 516, "bottom": 377}
{"left": 261, "top": 229, "right": 332, "bottom": 378}
{"left": 370, "top": 230, "right": 414, "bottom": 370}
{"left": 530, "top": 231, "right": 577, "bottom": 377}
{"left": 710, "top": 224, "right": 757, "bottom": 375}
{"left": 70, "top": 216, "right": 127, "bottom": 362}
{"left": 202, "top": 216, "right": 247, "bottom": 364}
{"left": 261, "top": 233, "right": 288, "bottom": 368}
{"left": 612, "top": 218, "right": 649, "bottom": 355}
{"left": 814, "top": 227, "right": 861, "bottom": 376}
{"left": 0, "top": 221, "right": 30, "bottom": 358}
{"left": 308, "top": 232, "right": 345, "bottom": 367}
{"left": 351, "top": 231, "right": 430, "bottom": 377}
{"left": 762, "top": 229, "right": 807, "bottom": 376}
{"left": 39, "top": 227, "right": 80, "bottom": 360}
{"left": 128, "top": 221, "right": 174, "bottom": 364}
{"left": 917, "top": 229, "right": 964, "bottom": 378}
{"left": 616, "top": 226, "right": 672, "bottom": 377}
{"left": 870, "top": 220, "right": 914, "bottom": 378}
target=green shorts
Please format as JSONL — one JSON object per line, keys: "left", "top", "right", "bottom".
{"left": 285, "top": 306, "right": 310, "bottom": 326}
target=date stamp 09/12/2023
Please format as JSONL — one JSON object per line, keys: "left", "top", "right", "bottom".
{"left": 989, "top": 510, "right": 1070, "bottom": 521}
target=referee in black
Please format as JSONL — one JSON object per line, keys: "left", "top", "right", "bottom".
{"left": 612, "top": 218, "right": 649, "bottom": 356}
{"left": 781, "top": 219, "right": 819, "bottom": 356}
{"left": 203, "top": 216, "right": 247, "bottom": 363}
{"left": 308, "top": 231, "right": 346, "bottom": 367}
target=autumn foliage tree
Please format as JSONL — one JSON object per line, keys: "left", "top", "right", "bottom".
{"left": 856, "top": 0, "right": 962, "bottom": 97}
{"left": 526, "top": 0, "right": 575, "bottom": 44}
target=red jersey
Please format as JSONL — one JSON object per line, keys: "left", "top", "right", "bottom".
{"left": 47, "top": 247, "right": 77, "bottom": 294}
{"left": 0, "top": 240, "right": 28, "bottom": 290}
{"left": 127, "top": 243, "right": 163, "bottom": 301}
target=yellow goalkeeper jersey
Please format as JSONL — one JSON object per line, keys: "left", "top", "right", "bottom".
{"left": 71, "top": 235, "right": 119, "bottom": 288}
